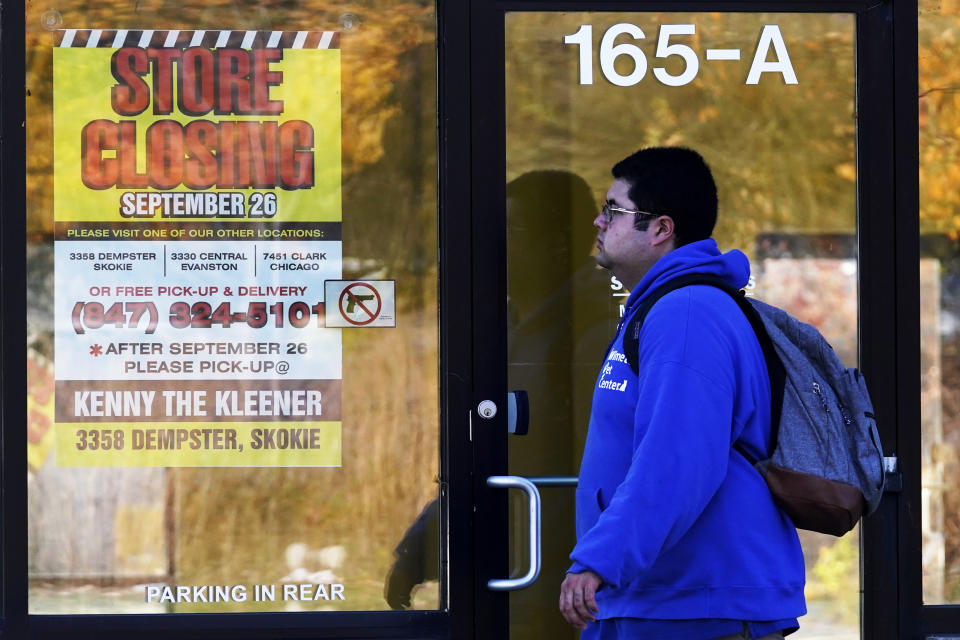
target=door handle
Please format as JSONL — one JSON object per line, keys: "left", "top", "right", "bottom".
{"left": 507, "top": 390, "right": 529, "bottom": 435}
{"left": 527, "top": 476, "right": 578, "bottom": 488}
{"left": 486, "top": 475, "right": 542, "bottom": 591}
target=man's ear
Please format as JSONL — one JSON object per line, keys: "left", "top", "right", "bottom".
{"left": 650, "top": 216, "right": 676, "bottom": 247}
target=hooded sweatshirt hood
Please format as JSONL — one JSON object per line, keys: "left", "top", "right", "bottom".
{"left": 624, "top": 238, "right": 750, "bottom": 317}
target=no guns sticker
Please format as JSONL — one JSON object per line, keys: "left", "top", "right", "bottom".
{"left": 324, "top": 280, "right": 395, "bottom": 327}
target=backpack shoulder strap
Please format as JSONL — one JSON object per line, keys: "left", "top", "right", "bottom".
{"left": 622, "top": 275, "right": 786, "bottom": 462}
{"left": 623, "top": 273, "right": 733, "bottom": 376}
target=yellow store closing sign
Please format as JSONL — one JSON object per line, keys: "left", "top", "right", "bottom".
{"left": 52, "top": 29, "right": 344, "bottom": 467}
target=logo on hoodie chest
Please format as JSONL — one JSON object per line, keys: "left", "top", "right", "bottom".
{"left": 597, "top": 349, "right": 629, "bottom": 392}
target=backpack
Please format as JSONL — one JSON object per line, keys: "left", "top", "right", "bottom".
{"left": 622, "top": 273, "right": 886, "bottom": 536}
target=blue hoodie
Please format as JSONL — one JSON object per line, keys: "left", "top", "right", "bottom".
{"left": 569, "top": 239, "right": 806, "bottom": 625}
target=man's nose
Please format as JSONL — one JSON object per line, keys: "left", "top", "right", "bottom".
{"left": 593, "top": 213, "right": 606, "bottom": 229}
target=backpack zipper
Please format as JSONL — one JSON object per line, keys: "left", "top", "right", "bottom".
{"left": 812, "top": 381, "right": 830, "bottom": 412}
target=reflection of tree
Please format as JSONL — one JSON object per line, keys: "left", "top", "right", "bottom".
{"left": 505, "top": 12, "right": 858, "bottom": 254}
{"left": 923, "top": 244, "right": 960, "bottom": 604}
{"left": 920, "top": 3, "right": 960, "bottom": 604}
{"left": 920, "top": 2, "right": 960, "bottom": 238}
{"left": 343, "top": 40, "right": 437, "bottom": 304}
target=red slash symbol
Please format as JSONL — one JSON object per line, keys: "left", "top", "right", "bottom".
{"left": 338, "top": 283, "right": 382, "bottom": 326}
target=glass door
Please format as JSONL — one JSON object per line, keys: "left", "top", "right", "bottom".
{"left": 486, "top": 8, "right": 881, "bottom": 640}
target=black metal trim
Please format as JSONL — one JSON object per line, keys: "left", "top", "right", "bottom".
{"left": 3, "top": 0, "right": 30, "bottom": 634}
{"left": 487, "top": 0, "right": 883, "bottom": 9}
{"left": 437, "top": 0, "right": 478, "bottom": 638}
{"left": 855, "top": 3, "right": 903, "bottom": 639}
{"left": 26, "top": 611, "right": 449, "bottom": 639}
{"left": 1, "top": 0, "right": 946, "bottom": 638}
{"left": 924, "top": 607, "right": 960, "bottom": 638}
{"left": 468, "top": 0, "right": 510, "bottom": 637}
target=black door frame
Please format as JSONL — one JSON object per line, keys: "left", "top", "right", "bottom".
{"left": 461, "top": 1, "right": 932, "bottom": 640}
{"left": 0, "top": 0, "right": 948, "bottom": 638}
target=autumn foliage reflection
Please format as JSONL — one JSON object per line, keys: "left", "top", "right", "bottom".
{"left": 26, "top": 0, "right": 440, "bottom": 613}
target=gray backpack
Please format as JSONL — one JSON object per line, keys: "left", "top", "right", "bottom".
{"left": 624, "top": 274, "right": 886, "bottom": 536}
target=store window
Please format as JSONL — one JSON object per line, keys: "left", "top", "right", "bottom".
{"left": 25, "top": 0, "right": 440, "bottom": 614}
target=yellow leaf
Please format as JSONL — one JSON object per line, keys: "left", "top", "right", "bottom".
{"left": 834, "top": 162, "right": 857, "bottom": 181}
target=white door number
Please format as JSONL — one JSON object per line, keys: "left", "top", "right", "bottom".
{"left": 563, "top": 23, "right": 798, "bottom": 87}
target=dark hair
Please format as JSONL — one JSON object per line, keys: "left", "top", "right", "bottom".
{"left": 611, "top": 147, "right": 718, "bottom": 246}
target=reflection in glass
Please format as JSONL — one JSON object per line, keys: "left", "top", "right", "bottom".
{"left": 505, "top": 170, "right": 614, "bottom": 640}
{"left": 919, "top": 0, "right": 960, "bottom": 605}
{"left": 26, "top": 0, "right": 439, "bottom": 614}
{"left": 505, "top": 11, "right": 858, "bottom": 639}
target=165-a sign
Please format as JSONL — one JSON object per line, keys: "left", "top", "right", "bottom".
{"left": 564, "top": 23, "right": 798, "bottom": 87}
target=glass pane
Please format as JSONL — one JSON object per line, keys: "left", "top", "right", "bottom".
{"left": 919, "top": 0, "right": 960, "bottom": 605}
{"left": 26, "top": 0, "right": 440, "bottom": 614}
{"left": 506, "top": 12, "right": 859, "bottom": 639}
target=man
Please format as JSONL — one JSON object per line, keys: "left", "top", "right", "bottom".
{"left": 559, "top": 147, "right": 805, "bottom": 640}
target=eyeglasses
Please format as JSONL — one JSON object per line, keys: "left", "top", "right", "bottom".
{"left": 600, "top": 203, "right": 662, "bottom": 225}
